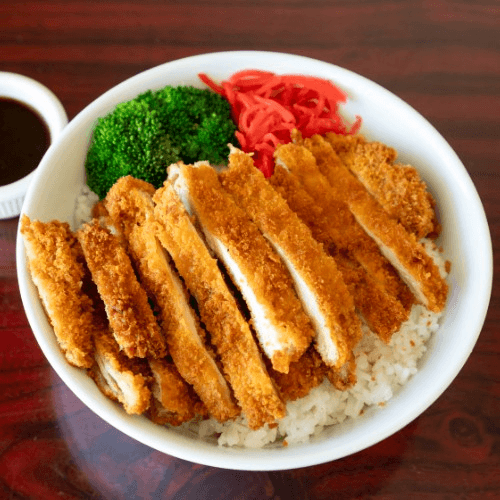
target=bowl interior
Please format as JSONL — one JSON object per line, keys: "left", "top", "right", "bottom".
{"left": 16, "top": 51, "right": 492, "bottom": 470}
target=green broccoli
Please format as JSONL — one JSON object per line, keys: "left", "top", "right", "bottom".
{"left": 85, "top": 86, "right": 238, "bottom": 199}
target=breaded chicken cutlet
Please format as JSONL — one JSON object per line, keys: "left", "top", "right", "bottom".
{"left": 279, "top": 134, "right": 415, "bottom": 312}
{"left": 104, "top": 176, "right": 157, "bottom": 237}
{"left": 269, "top": 346, "right": 356, "bottom": 400}
{"left": 92, "top": 326, "right": 203, "bottom": 423}
{"left": 299, "top": 134, "right": 449, "bottom": 313}
{"left": 105, "top": 176, "right": 241, "bottom": 423}
{"left": 169, "top": 161, "right": 314, "bottom": 374}
{"left": 269, "top": 161, "right": 412, "bottom": 342}
{"left": 153, "top": 182, "right": 286, "bottom": 430}
{"left": 20, "top": 215, "right": 94, "bottom": 368}
{"left": 220, "top": 147, "right": 361, "bottom": 369}
{"left": 83, "top": 237, "right": 205, "bottom": 425}
{"left": 148, "top": 358, "right": 207, "bottom": 425}
{"left": 269, "top": 347, "right": 327, "bottom": 402}
{"left": 76, "top": 220, "right": 166, "bottom": 359}
{"left": 90, "top": 327, "right": 152, "bottom": 415}
{"left": 325, "top": 132, "right": 440, "bottom": 239}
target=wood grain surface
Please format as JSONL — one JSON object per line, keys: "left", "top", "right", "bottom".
{"left": 1, "top": 0, "right": 499, "bottom": 498}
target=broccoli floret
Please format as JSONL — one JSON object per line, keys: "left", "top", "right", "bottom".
{"left": 85, "top": 85, "right": 238, "bottom": 199}
{"left": 85, "top": 99, "right": 182, "bottom": 199}
{"left": 136, "top": 86, "right": 237, "bottom": 164}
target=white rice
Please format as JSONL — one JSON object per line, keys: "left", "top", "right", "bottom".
{"left": 195, "top": 303, "right": 442, "bottom": 448}
{"left": 74, "top": 185, "right": 447, "bottom": 449}
{"left": 74, "top": 184, "right": 99, "bottom": 229}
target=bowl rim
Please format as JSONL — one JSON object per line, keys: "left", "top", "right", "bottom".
{"left": 16, "top": 50, "right": 493, "bottom": 470}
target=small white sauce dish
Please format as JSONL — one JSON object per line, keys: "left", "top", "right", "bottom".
{"left": 0, "top": 72, "right": 68, "bottom": 219}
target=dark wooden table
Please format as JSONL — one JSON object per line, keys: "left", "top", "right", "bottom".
{"left": 1, "top": 1, "right": 499, "bottom": 498}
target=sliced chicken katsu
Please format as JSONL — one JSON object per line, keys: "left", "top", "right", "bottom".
{"left": 88, "top": 272, "right": 204, "bottom": 424}
{"left": 277, "top": 148, "right": 416, "bottom": 317}
{"left": 104, "top": 176, "right": 157, "bottom": 238}
{"left": 325, "top": 352, "right": 357, "bottom": 391}
{"left": 90, "top": 328, "right": 152, "bottom": 415}
{"left": 168, "top": 161, "right": 314, "bottom": 374}
{"left": 325, "top": 132, "right": 440, "bottom": 239}
{"left": 299, "top": 134, "right": 449, "bottom": 312}
{"left": 269, "top": 347, "right": 327, "bottom": 402}
{"left": 220, "top": 147, "right": 361, "bottom": 368}
{"left": 153, "top": 182, "right": 286, "bottom": 430}
{"left": 76, "top": 220, "right": 166, "bottom": 359}
{"left": 130, "top": 223, "right": 241, "bottom": 422}
{"left": 275, "top": 139, "right": 414, "bottom": 312}
{"left": 20, "top": 215, "right": 94, "bottom": 368}
{"left": 269, "top": 164, "right": 411, "bottom": 342}
{"left": 323, "top": 132, "right": 366, "bottom": 155}
{"left": 148, "top": 358, "right": 207, "bottom": 426}
{"left": 105, "top": 177, "right": 240, "bottom": 422}
{"left": 270, "top": 345, "right": 358, "bottom": 398}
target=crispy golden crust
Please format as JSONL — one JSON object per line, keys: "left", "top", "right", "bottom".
{"left": 180, "top": 162, "right": 313, "bottom": 373}
{"left": 20, "top": 215, "right": 94, "bottom": 368}
{"left": 300, "top": 135, "right": 449, "bottom": 313}
{"left": 105, "top": 176, "right": 157, "bottom": 238}
{"left": 91, "top": 328, "right": 152, "bottom": 415}
{"left": 271, "top": 343, "right": 357, "bottom": 397}
{"left": 90, "top": 284, "right": 199, "bottom": 423}
{"left": 269, "top": 166, "right": 410, "bottom": 342}
{"left": 326, "top": 133, "right": 440, "bottom": 239}
{"left": 269, "top": 347, "right": 327, "bottom": 402}
{"left": 221, "top": 149, "right": 361, "bottom": 367}
{"left": 333, "top": 252, "right": 406, "bottom": 343}
{"left": 105, "top": 177, "right": 241, "bottom": 422}
{"left": 148, "top": 397, "right": 199, "bottom": 427}
{"left": 91, "top": 200, "right": 109, "bottom": 220}
{"left": 76, "top": 220, "right": 166, "bottom": 358}
{"left": 326, "top": 352, "right": 357, "bottom": 391}
{"left": 88, "top": 363, "right": 119, "bottom": 402}
{"left": 128, "top": 219, "right": 241, "bottom": 422}
{"left": 153, "top": 183, "right": 285, "bottom": 430}
{"left": 274, "top": 143, "right": 414, "bottom": 314}
{"left": 148, "top": 358, "right": 207, "bottom": 426}
{"left": 323, "top": 131, "right": 367, "bottom": 155}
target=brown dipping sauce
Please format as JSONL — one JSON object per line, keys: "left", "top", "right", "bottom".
{"left": 0, "top": 97, "right": 51, "bottom": 186}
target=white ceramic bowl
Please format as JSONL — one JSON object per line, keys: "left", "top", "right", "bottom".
{"left": 16, "top": 51, "right": 492, "bottom": 471}
{"left": 0, "top": 72, "right": 68, "bottom": 218}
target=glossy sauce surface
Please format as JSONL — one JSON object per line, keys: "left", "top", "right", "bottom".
{"left": 0, "top": 98, "right": 50, "bottom": 185}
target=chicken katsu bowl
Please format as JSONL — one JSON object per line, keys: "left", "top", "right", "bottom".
{"left": 17, "top": 51, "right": 492, "bottom": 471}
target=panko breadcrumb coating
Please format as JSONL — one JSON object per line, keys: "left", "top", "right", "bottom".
{"left": 322, "top": 132, "right": 366, "bottom": 155}
{"left": 90, "top": 328, "right": 152, "bottom": 415}
{"left": 325, "top": 132, "right": 440, "bottom": 239}
{"left": 20, "top": 215, "right": 94, "bottom": 368}
{"left": 77, "top": 220, "right": 166, "bottom": 358}
{"left": 269, "top": 347, "right": 327, "bottom": 402}
{"left": 269, "top": 163, "right": 411, "bottom": 342}
{"left": 105, "top": 176, "right": 157, "bottom": 238}
{"left": 148, "top": 358, "right": 207, "bottom": 426}
{"left": 171, "top": 161, "right": 314, "bottom": 374}
{"left": 130, "top": 220, "right": 241, "bottom": 422}
{"left": 153, "top": 182, "right": 286, "bottom": 430}
{"left": 287, "top": 132, "right": 415, "bottom": 313}
{"left": 221, "top": 147, "right": 361, "bottom": 369}
{"left": 301, "top": 134, "right": 448, "bottom": 312}
{"left": 105, "top": 177, "right": 241, "bottom": 422}
{"left": 325, "top": 352, "right": 357, "bottom": 391}
{"left": 88, "top": 255, "right": 202, "bottom": 424}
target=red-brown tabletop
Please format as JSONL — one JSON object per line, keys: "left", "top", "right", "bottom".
{"left": 1, "top": 1, "right": 499, "bottom": 498}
